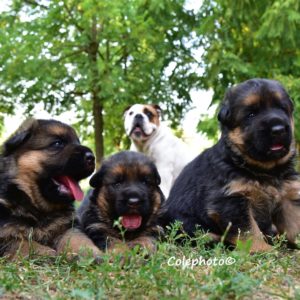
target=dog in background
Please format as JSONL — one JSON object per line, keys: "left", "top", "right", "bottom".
{"left": 0, "top": 118, "right": 101, "bottom": 259}
{"left": 77, "top": 151, "right": 165, "bottom": 253}
{"left": 124, "top": 104, "right": 196, "bottom": 197}
{"left": 165, "top": 78, "right": 300, "bottom": 252}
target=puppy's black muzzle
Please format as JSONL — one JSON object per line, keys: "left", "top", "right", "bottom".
{"left": 122, "top": 186, "right": 144, "bottom": 207}
{"left": 64, "top": 145, "right": 95, "bottom": 180}
{"left": 261, "top": 114, "right": 291, "bottom": 141}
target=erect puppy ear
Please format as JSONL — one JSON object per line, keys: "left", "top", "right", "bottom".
{"left": 3, "top": 130, "right": 31, "bottom": 156}
{"left": 217, "top": 104, "right": 231, "bottom": 125}
{"left": 123, "top": 105, "right": 133, "bottom": 118}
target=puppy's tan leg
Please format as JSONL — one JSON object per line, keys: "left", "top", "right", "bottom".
{"left": 6, "top": 239, "right": 56, "bottom": 259}
{"left": 56, "top": 228, "right": 102, "bottom": 260}
{"left": 208, "top": 209, "right": 271, "bottom": 252}
{"left": 233, "top": 209, "right": 272, "bottom": 253}
{"left": 274, "top": 200, "right": 300, "bottom": 245}
{"left": 127, "top": 236, "right": 157, "bottom": 253}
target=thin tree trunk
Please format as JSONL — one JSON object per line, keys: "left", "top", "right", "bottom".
{"left": 92, "top": 98, "right": 104, "bottom": 167}
{"left": 88, "top": 17, "right": 104, "bottom": 167}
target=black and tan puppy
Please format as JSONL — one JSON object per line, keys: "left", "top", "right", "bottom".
{"left": 165, "top": 78, "right": 300, "bottom": 252}
{"left": 0, "top": 118, "right": 101, "bottom": 259}
{"left": 78, "top": 151, "right": 165, "bottom": 253}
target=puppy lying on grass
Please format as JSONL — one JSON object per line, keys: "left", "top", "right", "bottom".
{"left": 77, "top": 151, "right": 165, "bottom": 254}
{"left": 0, "top": 118, "right": 102, "bottom": 260}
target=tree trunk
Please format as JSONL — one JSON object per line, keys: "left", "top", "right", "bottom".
{"left": 92, "top": 98, "right": 104, "bottom": 167}
{"left": 88, "top": 17, "right": 104, "bottom": 167}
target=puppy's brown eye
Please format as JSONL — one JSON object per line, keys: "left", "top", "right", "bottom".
{"left": 50, "top": 139, "right": 65, "bottom": 149}
{"left": 141, "top": 177, "right": 150, "bottom": 185}
{"left": 113, "top": 182, "right": 122, "bottom": 189}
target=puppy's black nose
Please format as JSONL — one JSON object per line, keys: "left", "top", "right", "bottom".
{"left": 85, "top": 152, "right": 95, "bottom": 167}
{"left": 271, "top": 125, "right": 286, "bottom": 137}
{"left": 134, "top": 114, "right": 143, "bottom": 120}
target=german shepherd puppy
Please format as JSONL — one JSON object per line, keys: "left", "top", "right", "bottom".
{"left": 78, "top": 151, "right": 165, "bottom": 253}
{"left": 165, "top": 79, "right": 300, "bottom": 252}
{"left": 0, "top": 119, "right": 101, "bottom": 259}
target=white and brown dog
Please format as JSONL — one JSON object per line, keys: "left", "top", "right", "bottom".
{"left": 124, "top": 104, "right": 196, "bottom": 198}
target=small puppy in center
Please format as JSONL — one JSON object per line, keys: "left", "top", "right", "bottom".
{"left": 77, "top": 151, "right": 165, "bottom": 253}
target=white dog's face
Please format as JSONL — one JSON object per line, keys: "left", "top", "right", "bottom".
{"left": 124, "top": 104, "right": 161, "bottom": 143}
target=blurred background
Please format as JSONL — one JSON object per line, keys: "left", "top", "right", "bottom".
{"left": 0, "top": 0, "right": 300, "bottom": 166}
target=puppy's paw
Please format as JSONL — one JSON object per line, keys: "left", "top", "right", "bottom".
{"left": 127, "top": 236, "right": 157, "bottom": 254}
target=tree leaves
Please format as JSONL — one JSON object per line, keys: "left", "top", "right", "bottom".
{"left": 197, "top": 0, "right": 300, "bottom": 141}
{"left": 0, "top": 0, "right": 200, "bottom": 159}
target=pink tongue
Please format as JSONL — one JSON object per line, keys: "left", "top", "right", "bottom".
{"left": 56, "top": 176, "right": 84, "bottom": 201}
{"left": 121, "top": 215, "right": 142, "bottom": 230}
{"left": 133, "top": 127, "right": 142, "bottom": 133}
{"left": 271, "top": 144, "right": 284, "bottom": 151}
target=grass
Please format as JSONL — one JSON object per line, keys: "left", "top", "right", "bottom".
{"left": 0, "top": 226, "right": 299, "bottom": 300}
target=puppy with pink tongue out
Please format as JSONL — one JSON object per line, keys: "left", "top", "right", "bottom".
{"left": 77, "top": 151, "right": 165, "bottom": 254}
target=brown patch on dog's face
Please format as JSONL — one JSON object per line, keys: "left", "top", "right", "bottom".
{"left": 143, "top": 105, "right": 161, "bottom": 127}
{"left": 219, "top": 79, "right": 295, "bottom": 169}
{"left": 4, "top": 119, "right": 95, "bottom": 212}
{"left": 89, "top": 151, "right": 164, "bottom": 233}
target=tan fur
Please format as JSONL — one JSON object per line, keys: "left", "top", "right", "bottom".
{"left": 144, "top": 105, "right": 160, "bottom": 126}
{"left": 246, "top": 209, "right": 272, "bottom": 252}
{"left": 8, "top": 240, "right": 57, "bottom": 260}
{"left": 96, "top": 192, "right": 111, "bottom": 223}
{"left": 243, "top": 94, "right": 260, "bottom": 106}
{"left": 56, "top": 228, "right": 102, "bottom": 259}
{"left": 225, "top": 178, "right": 300, "bottom": 244}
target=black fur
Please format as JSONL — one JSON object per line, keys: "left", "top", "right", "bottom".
{"left": 77, "top": 151, "right": 165, "bottom": 251}
{"left": 164, "top": 79, "right": 299, "bottom": 249}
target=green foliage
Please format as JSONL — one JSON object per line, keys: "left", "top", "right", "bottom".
{"left": 0, "top": 0, "right": 200, "bottom": 157}
{"left": 197, "top": 0, "right": 300, "bottom": 140}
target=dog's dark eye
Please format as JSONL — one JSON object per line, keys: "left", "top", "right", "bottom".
{"left": 247, "top": 112, "right": 256, "bottom": 119}
{"left": 50, "top": 139, "right": 65, "bottom": 149}
{"left": 129, "top": 111, "right": 133, "bottom": 116}
{"left": 141, "top": 177, "right": 150, "bottom": 185}
{"left": 112, "top": 182, "right": 122, "bottom": 189}
{"left": 145, "top": 111, "right": 153, "bottom": 119}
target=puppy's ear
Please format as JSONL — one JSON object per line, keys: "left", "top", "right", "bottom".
{"left": 89, "top": 167, "right": 106, "bottom": 188}
{"left": 288, "top": 97, "right": 294, "bottom": 112}
{"left": 153, "top": 167, "right": 161, "bottom": 186}
{"left": 123, "top": 105, "right": 133, "bottom": 118}
{"left": 217, "top": 104, "right": 231, "bottom": 125}
{"left": 3, "top": 130, "right": 31, "bottom": 156}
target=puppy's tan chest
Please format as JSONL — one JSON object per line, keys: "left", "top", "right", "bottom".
{"left": 225, "top": 179, "right": 300, "bottom": 207}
